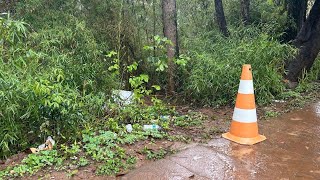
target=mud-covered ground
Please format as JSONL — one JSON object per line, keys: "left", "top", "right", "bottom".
{"left": 124, "top": 99, "right": 320, "bottom": 179}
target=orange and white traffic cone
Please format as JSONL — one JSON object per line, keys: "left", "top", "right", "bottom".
{"left": 222, "top": 64, "right": 266, "bottom": 145}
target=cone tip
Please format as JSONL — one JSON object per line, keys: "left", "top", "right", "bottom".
{"left": 241, "top": 64, "right": 253, "bottom": 80}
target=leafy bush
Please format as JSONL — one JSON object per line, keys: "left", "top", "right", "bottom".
{"left": 185, "top": 26, "right": 296, "bottom": 106}
{"left": 0, "top": 150, "right": 63, "bottom": 178}
{"left": 224, "top": 0, "right": 288, "bottom": 38}
{"left": 0, "top": 15, "right": 114, "bottom": 158}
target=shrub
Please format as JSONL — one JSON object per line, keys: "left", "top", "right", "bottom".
{"left": 185, "top": 26, "right": 295, "bottom": 106}
{"left": 224, "top": 0, "right": 288, "bottom": 38}
{"left": 0, "top": 15, "right": 113, "bottom": 158}
{"left": 295, "top": 57, "right": 320, "bottom": 92}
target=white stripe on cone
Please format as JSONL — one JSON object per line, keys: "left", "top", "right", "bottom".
{"left": 232, "top": 108, "right": 257, "bottom": 123}
{"left": 238, "top": 80, "right": 254, "bottom": 94}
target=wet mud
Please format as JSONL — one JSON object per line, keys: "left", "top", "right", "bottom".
{"left": 125, "top": 102, "right": 320, "bottom": 180}
{"left": 208, "top": 102, "right": 320, "bottom": 179}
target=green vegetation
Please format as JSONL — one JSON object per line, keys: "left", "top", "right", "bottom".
{"left": 141, "top": 147, "right": 172, "bottom": 160}
{"left": 0, "top": 150, "right": 63, "bottom": 177}
{"left": 0, "top": 0, "right": 320, "bottom": 178}
{"left": 0, "top": 15, "right": 111, "bottom": 158}
{"left": 185, "top": 26, "right": 295, "bottom": 106}
{"left": 264, "top": 110, "right": 280, "bottom": 118}
{"left": 174, "top": 112, "right": 206, "bottom": 127}
{"left": 0, "top": 129, "right": 165, "bottom": 178}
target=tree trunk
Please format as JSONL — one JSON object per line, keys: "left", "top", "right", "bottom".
{"left": 283, "top": 0, "right": 308, "bottom": 42}
{"left": 214, "top": 0, "right": 229, "bottom": 37}
{"left": 240, "top": 0, "right": 250, "bottom": 25}
{"left": 286, "top": 0, "right": 320, "bottom": 83}
{"left": 162, "top": 0, "right": 179, "bottom": 95}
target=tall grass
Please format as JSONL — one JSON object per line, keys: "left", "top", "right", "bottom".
{"left": 295, "top": 57, "right": 320, "bottom": 92}
{"left": 0, "top": 15, "right": 114, "bottom": 158}
{"left": 185, "top": 25, "right": 296, "bottom": 106}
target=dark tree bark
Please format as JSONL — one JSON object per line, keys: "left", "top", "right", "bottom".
{"left": 286, "top": 0, "right": 320, "bottom": 83}
{"left": 240, "top": 0, "right": 250, "bottom": 25}
{"left": 283, "top": 0, "right": 308, "bottom": 42}
{"left": 162, "top": 0, "right": 179, "bottom": 95}
{"left": 214, "top": 0, "right": 229, "bottom": 37}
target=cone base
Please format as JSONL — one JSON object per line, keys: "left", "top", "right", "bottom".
{"left": 222, "top": 132, "right": 266, "bottom": 145}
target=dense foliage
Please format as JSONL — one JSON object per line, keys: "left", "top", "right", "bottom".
{"left": 0, "top": 15, "right": 114, "bottom": 158}
{"left": 185, "top": 25, "right": 295, "bottom": 105}
{"left": 0, "top": 0, "right": 319, "bottom": 177}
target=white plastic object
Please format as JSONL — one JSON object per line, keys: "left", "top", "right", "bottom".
{"left": 112, "top": 90, "right": 133, "bottom": 105}
{"left": 126, "top": 124, "right": 133, "bottom": 133}
{"left": 160, "top": 115, "right": 170, "bottom": 121}
{"left": 38, "top": 143, "right": 46, "bottom": 150}
{"left": 143, "top": 124, "right": 160, "bottom": 131}
{"left": 47, "top": 136, "right": 55, "bottom": 146}
{"left": 37, "top": 136, "right": 55, "bottom": 150}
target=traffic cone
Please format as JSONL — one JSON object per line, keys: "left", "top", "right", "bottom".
{"left": 222, "top": 64, "right": 266, "bottom": 145}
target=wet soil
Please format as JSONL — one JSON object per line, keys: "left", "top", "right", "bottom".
{"left": 216, "top": 102, "right": 320, "bottom": 179}
{"left": 124, "top": 102, "right": 320, "bottom": 179}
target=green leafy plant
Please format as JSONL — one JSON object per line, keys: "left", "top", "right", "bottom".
{"left": 61, "top": 142, "right": 81, "bottom": 157}
{"left": 264, "top": 110, "right": 280, "bottom": 118}
{"left": 0, "top": 150, "right": 63, "bottom": 178}
{"left": 78, "top": 157, "right": 89, "bottom": 167}
{"left": 173, "top": 112, "right": 206, "bottom": 127}
{"left": 81, "top": 130, "right": 139, "bottom": 175}
{"left": 141, "top": 147, "right": 170, "bottom": 160}
{"left": 0, "top": 14, "right": 110, "bottom": 158}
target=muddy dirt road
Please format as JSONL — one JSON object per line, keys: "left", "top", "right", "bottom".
{"left": 124, "top": 102, "right": 320, "bottom": 179}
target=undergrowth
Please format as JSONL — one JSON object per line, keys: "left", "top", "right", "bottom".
{"left": 0, "top": 98, "right": 207, "bottom": 178}
{"left": 185, "top": 25, "right": 296, "bottom": 106}
{"left": 0, "top": 15, "right": 114, "bottom": 158}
